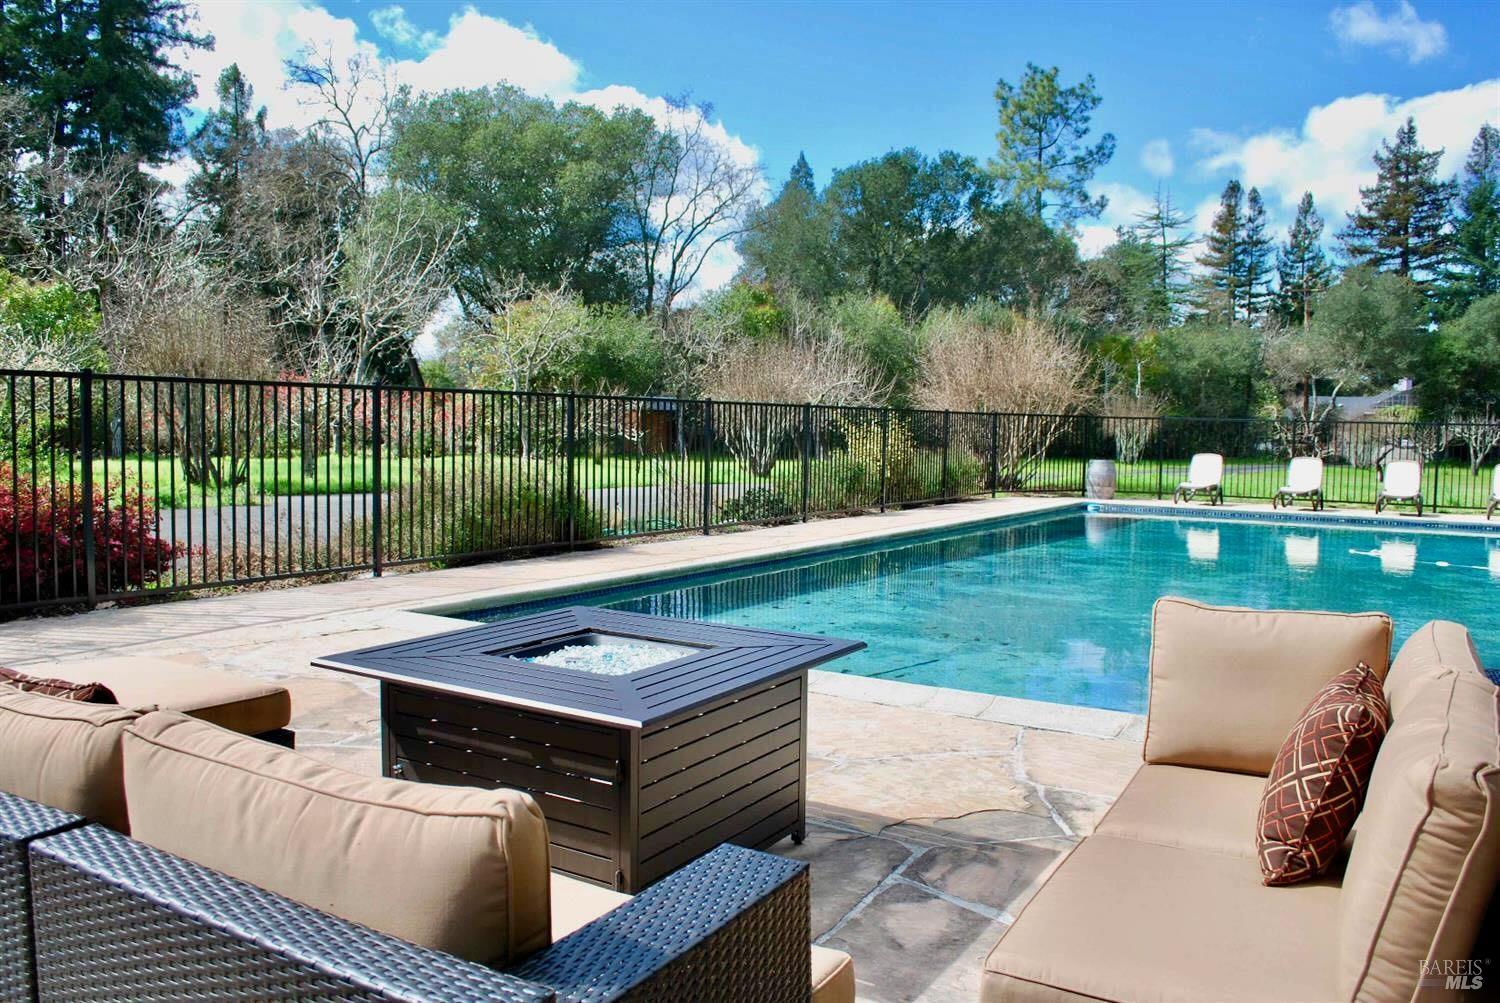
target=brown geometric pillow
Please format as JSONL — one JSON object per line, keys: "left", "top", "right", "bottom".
{"left": 0, "top": 665, "right": 118, "bottom": 704}
{"left": 1257, "top": 662, "right": 1389, "bottom": 886}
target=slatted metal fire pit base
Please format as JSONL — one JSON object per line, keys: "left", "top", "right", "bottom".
{"left": 315, "top": 607, "right": 863, "bottom": 892}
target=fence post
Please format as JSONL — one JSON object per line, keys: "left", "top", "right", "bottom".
{"left": 564, "top": 392, "right": 577, "bottom": 545}
{"left": 989, "top": 413, "right": 999, "bottom": 498}
{"left": 801, "top": 403, "right": 812, "bottom": 522}
{"left": 941, "top": 410, "right": 951, "bottom": 500}
{"left": 1155, "top": 417, "right": 1166, "bottom": 500}
{"left": 79, "top": 369, "right": 97, "bottom": 608}
{"left": 369, "top": 382, "right": 383, "bottom": 577}
{"left": 701, "top": 400, "right": 714, "bottom": 535}
{"left": 879, "top": 409, "right": 889, "bottom": 512}
{"left": 1079, "top": 415, "right": 1089, "bottom": 497}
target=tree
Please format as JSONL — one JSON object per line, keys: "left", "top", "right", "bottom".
{"left": 1424, "top": 294, "right": 1500, "bottom": 418}
{"left": 739, "top": 153, "right": 835, "bottom": 299}
{"left": 1193, "top": 180, "right": 1246, "bottom": 322}
{"left": 624, "top": 99, "right": 760, "bottom": 317}
{"left": 1128, "top": 186, "right": 1192, "bottom": 325}
{"left": 1309, "top": 265, "right": 1425, "bottom": 389}
{"left": 0, "top": 0, "right": 210, "bottom": 163}
{"left": 1153, "top": 325, "right": 1264, "bottom": 417}
{"left": 186, "top": 64, "right": 267, "bottom": 242}
{"left": 1241, "top": 187, "right": 1274, "bottom": 321}
{"left": 1340, "top": 117, "right": 1455, "bottom": 289}
{"left": 285, "top": 44, "right": 392, "bottom": 198}
{"left": 1079, "top": 229, "right": 1159, "bottom": 332}
{"left": 1275, "top": 192, "right": 1333, "bottom": 327}
{"left": 1441, "top": 124, "right": 1500, "bottom": 316}
{"left": 388, "top": 86, "right": 654, "bottom": 313}
{"left": 988, "top": 63, "right": 1115, "bottom": 227}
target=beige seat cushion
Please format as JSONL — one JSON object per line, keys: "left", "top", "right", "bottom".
{"left": 0, "top": 688, "right": 140, "bottom": 832}
{"left": 982, "top": 835, "right": 1342, "bottom": 1003}
{"left": 123, "top": 711, "right": 552, "bottom": 966}
{"left": 1337, "top": 621, "right": 1499, "bottom": 1002}
{"left": 550, "top": 871, "right": 853, "bottom": 1001}
{"left": 46, "top": 654, "right": 291, "bottom": 735}
{"left": 1095, "top": 763, "right": 1265, "bottom": 858}
{"left": 550, "top": 871, "right": 631, "bottom": 940}
{"left": 1145, "top": 598, "right": 1392, "bottom": 775}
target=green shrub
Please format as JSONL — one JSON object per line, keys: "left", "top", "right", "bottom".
{"left": 719, "top": 486, "right": 796, "bottom": 524}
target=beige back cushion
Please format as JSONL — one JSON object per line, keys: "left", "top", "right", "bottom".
{"left": 1145, "top": 598, "right": 1393, "bottom": 774}
{"left": 0, "top": 688, "right": 140, "bottom": 831}
{"left": 1338, "top": 621, "right": 1500, "bottom": 1002}
{"left": 123, "top": 711, "right": 552, "bottom": 966}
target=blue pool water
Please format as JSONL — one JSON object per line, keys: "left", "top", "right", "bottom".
{"left": 460, "top": 510, "right": 1499, "bottom": 714}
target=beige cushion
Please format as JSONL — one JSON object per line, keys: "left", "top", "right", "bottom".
{"left": 1338, "top": 622, "right": 1499, "bottom": 1002}
{"left": 812, "top": 945, "right": 856, "bottom": 1003}
{"left": 550, "top": 871, "right": 853, "bottom": 1000}
{"left": 122, "top": 711, "right": 552, "bottom": 966}
{"left": 982, "top": 835, "right": 1342, "bottom": 1003}
{"left": 1145, "top": 598, "right": 1392, "bottom": 775}
{"left": 0, "top": 688, "right": 140, "bottom": 832}
{"left": 45, "top": 654, "right": 291, "bottom": 735}
{"left": 1095, "top": 763, "right": 1264, "bottom": 858}
{"left": 550, "top": 871, "right": 631, "bottom": 940}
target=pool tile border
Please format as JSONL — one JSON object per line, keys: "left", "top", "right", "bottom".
{"left": 1090, "top": 500, "right": 1500, "bottom": 535}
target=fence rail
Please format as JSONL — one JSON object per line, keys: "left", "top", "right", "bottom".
{"left": 3, "top": 368, "right": 1497, "bottom": 614}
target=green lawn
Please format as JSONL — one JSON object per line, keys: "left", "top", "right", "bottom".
{"left": 24, "top": 452, "right": 759, "bottom": 508}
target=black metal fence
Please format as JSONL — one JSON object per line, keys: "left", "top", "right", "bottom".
{"left": 3, "top": 367, "right": 1497, "bottom": 614}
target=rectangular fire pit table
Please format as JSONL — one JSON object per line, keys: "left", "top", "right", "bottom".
{"left": 314, "top": 606, "right": 863, "bottom": 892}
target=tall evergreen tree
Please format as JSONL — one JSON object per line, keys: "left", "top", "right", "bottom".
{"left": 1193, "top": 179, "right": 1245, "bottom": 323}
{"left": 0, "top": 0, "right": 211, "bottom": 163}
{"left": 1241, "top": 187, "right": 1274, "bottom": 321}
{"left": 1339, "top": 117, "right": 1455, "bottom": 290}
{"left": 1128, "top": 185, "right": 1192, "bottom": 325}
{"left": 988, "top": 63, "right": 1115, "bottom": 227}
{"left": 1441, "top": 123, "right": 1500, "bottom": 316}
{"left": 739, "top": 152, "right": 835, "bottom": 299}
{"left": 1276, "top": 192, "right": 1333, "bottom": 327}
{"left": 187, "top": 64, "right": 267, "bottom": 240}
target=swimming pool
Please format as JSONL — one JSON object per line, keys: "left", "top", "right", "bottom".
{"left": 456, "top": 508, "right": 1500, "bottom": 714}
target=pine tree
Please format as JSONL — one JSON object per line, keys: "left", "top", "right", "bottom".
{"left": 1339, "top": 117, "right": 1455, "bottom": 289}
{"left": 1128, "top": 185, "right": 1192, "bottom": 325}
{"left": 187, "top": 64, "right": 268, "bottom": 241}
{"left": 739, "top": 153, "right": 835, "bottom": 299}
{"left": 1441, "top": 123, "right": 1500, "bottom": 316}
{"left": 1, "top": 0, "right": 211, "bottom": 164}
{"left": 1241, "top": 187, "right": 1274, "bottom": 321}
{"left": 1276, "top": 192, "right": 1333, "bottom": 327}
{"left": 988, "top": 63, "right": 1116, "bottom": 227}
{"left": 1194, "top": 179, "right": 1245, "bottom": 323}
{"left": 787, "top": 152, "right": 815, "bottom": 197}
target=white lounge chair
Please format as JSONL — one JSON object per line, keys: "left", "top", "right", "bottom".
{"left": 1375, "top": 459, "right": 1424, "bottom": 516}
{"left": 1488, "top": 466, "right": 1498, "bottom": 520}
{"left": 1172, "top": 453, "right": 1224, "bottom": 506}
{"left": 1273, "top": 456, "right": 1325, "bottom": 511}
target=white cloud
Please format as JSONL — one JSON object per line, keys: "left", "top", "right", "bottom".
{"left": 369, "top": 5, "right": 441, "bottom": 54}
{"left": 1140, "top": 138, "right": 1174, "bottom": 178}
{"left": 1074, "top": 181, "right": 1159, "bottom": 257}
{"left": 1328, "top": 1, "right": 1448, "bottom": 64}
{"left": 1193, "top": 79, "right": 1500, "bottom": 222}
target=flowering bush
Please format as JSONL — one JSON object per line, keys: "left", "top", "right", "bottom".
{"left": 0, "top": 465, "right": 180, "bottom": 606}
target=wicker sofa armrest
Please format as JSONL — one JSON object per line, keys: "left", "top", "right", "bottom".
{"left": 27, "top": 824, "right": 553, "bottom": 1003}
{"left": 513, "top": 843, "right": 811, "bottom": 1003}
{"left": 1, "top": 791, "right": 83, "bottom": 1003}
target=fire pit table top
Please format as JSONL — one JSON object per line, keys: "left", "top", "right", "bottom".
{"left": 313, "top": 606, "right": 865, "bottom": 727}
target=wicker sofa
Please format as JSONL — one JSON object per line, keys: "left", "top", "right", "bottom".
{"left": 0, "top": 692, "right": 854, "bottom": 1002}
{"left": 981, "top": 600, "right": 1500, "bottom": 1003}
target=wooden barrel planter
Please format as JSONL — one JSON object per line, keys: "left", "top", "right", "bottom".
{"left": 1085, "top": 459, "right": 1117, "bottom": 499}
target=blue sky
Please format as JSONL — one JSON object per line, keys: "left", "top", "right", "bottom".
{"left": 182, "top": 0, "right": 1499, "bottom": 267}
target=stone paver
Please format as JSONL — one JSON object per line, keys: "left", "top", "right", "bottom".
{"left": 0, "top": 494, "right": 1145, "bottom": 1003}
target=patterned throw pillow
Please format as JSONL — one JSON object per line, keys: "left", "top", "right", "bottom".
{"left": 1257, "top": 662, "right": 1389, "bottom": 886}
{"left": 0, "top": 666, "right": 118, "bottom": 704}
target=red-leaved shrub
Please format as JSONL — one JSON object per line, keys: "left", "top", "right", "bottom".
{"left": 0, "top": 465, "right": 181, "bottom": 606}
